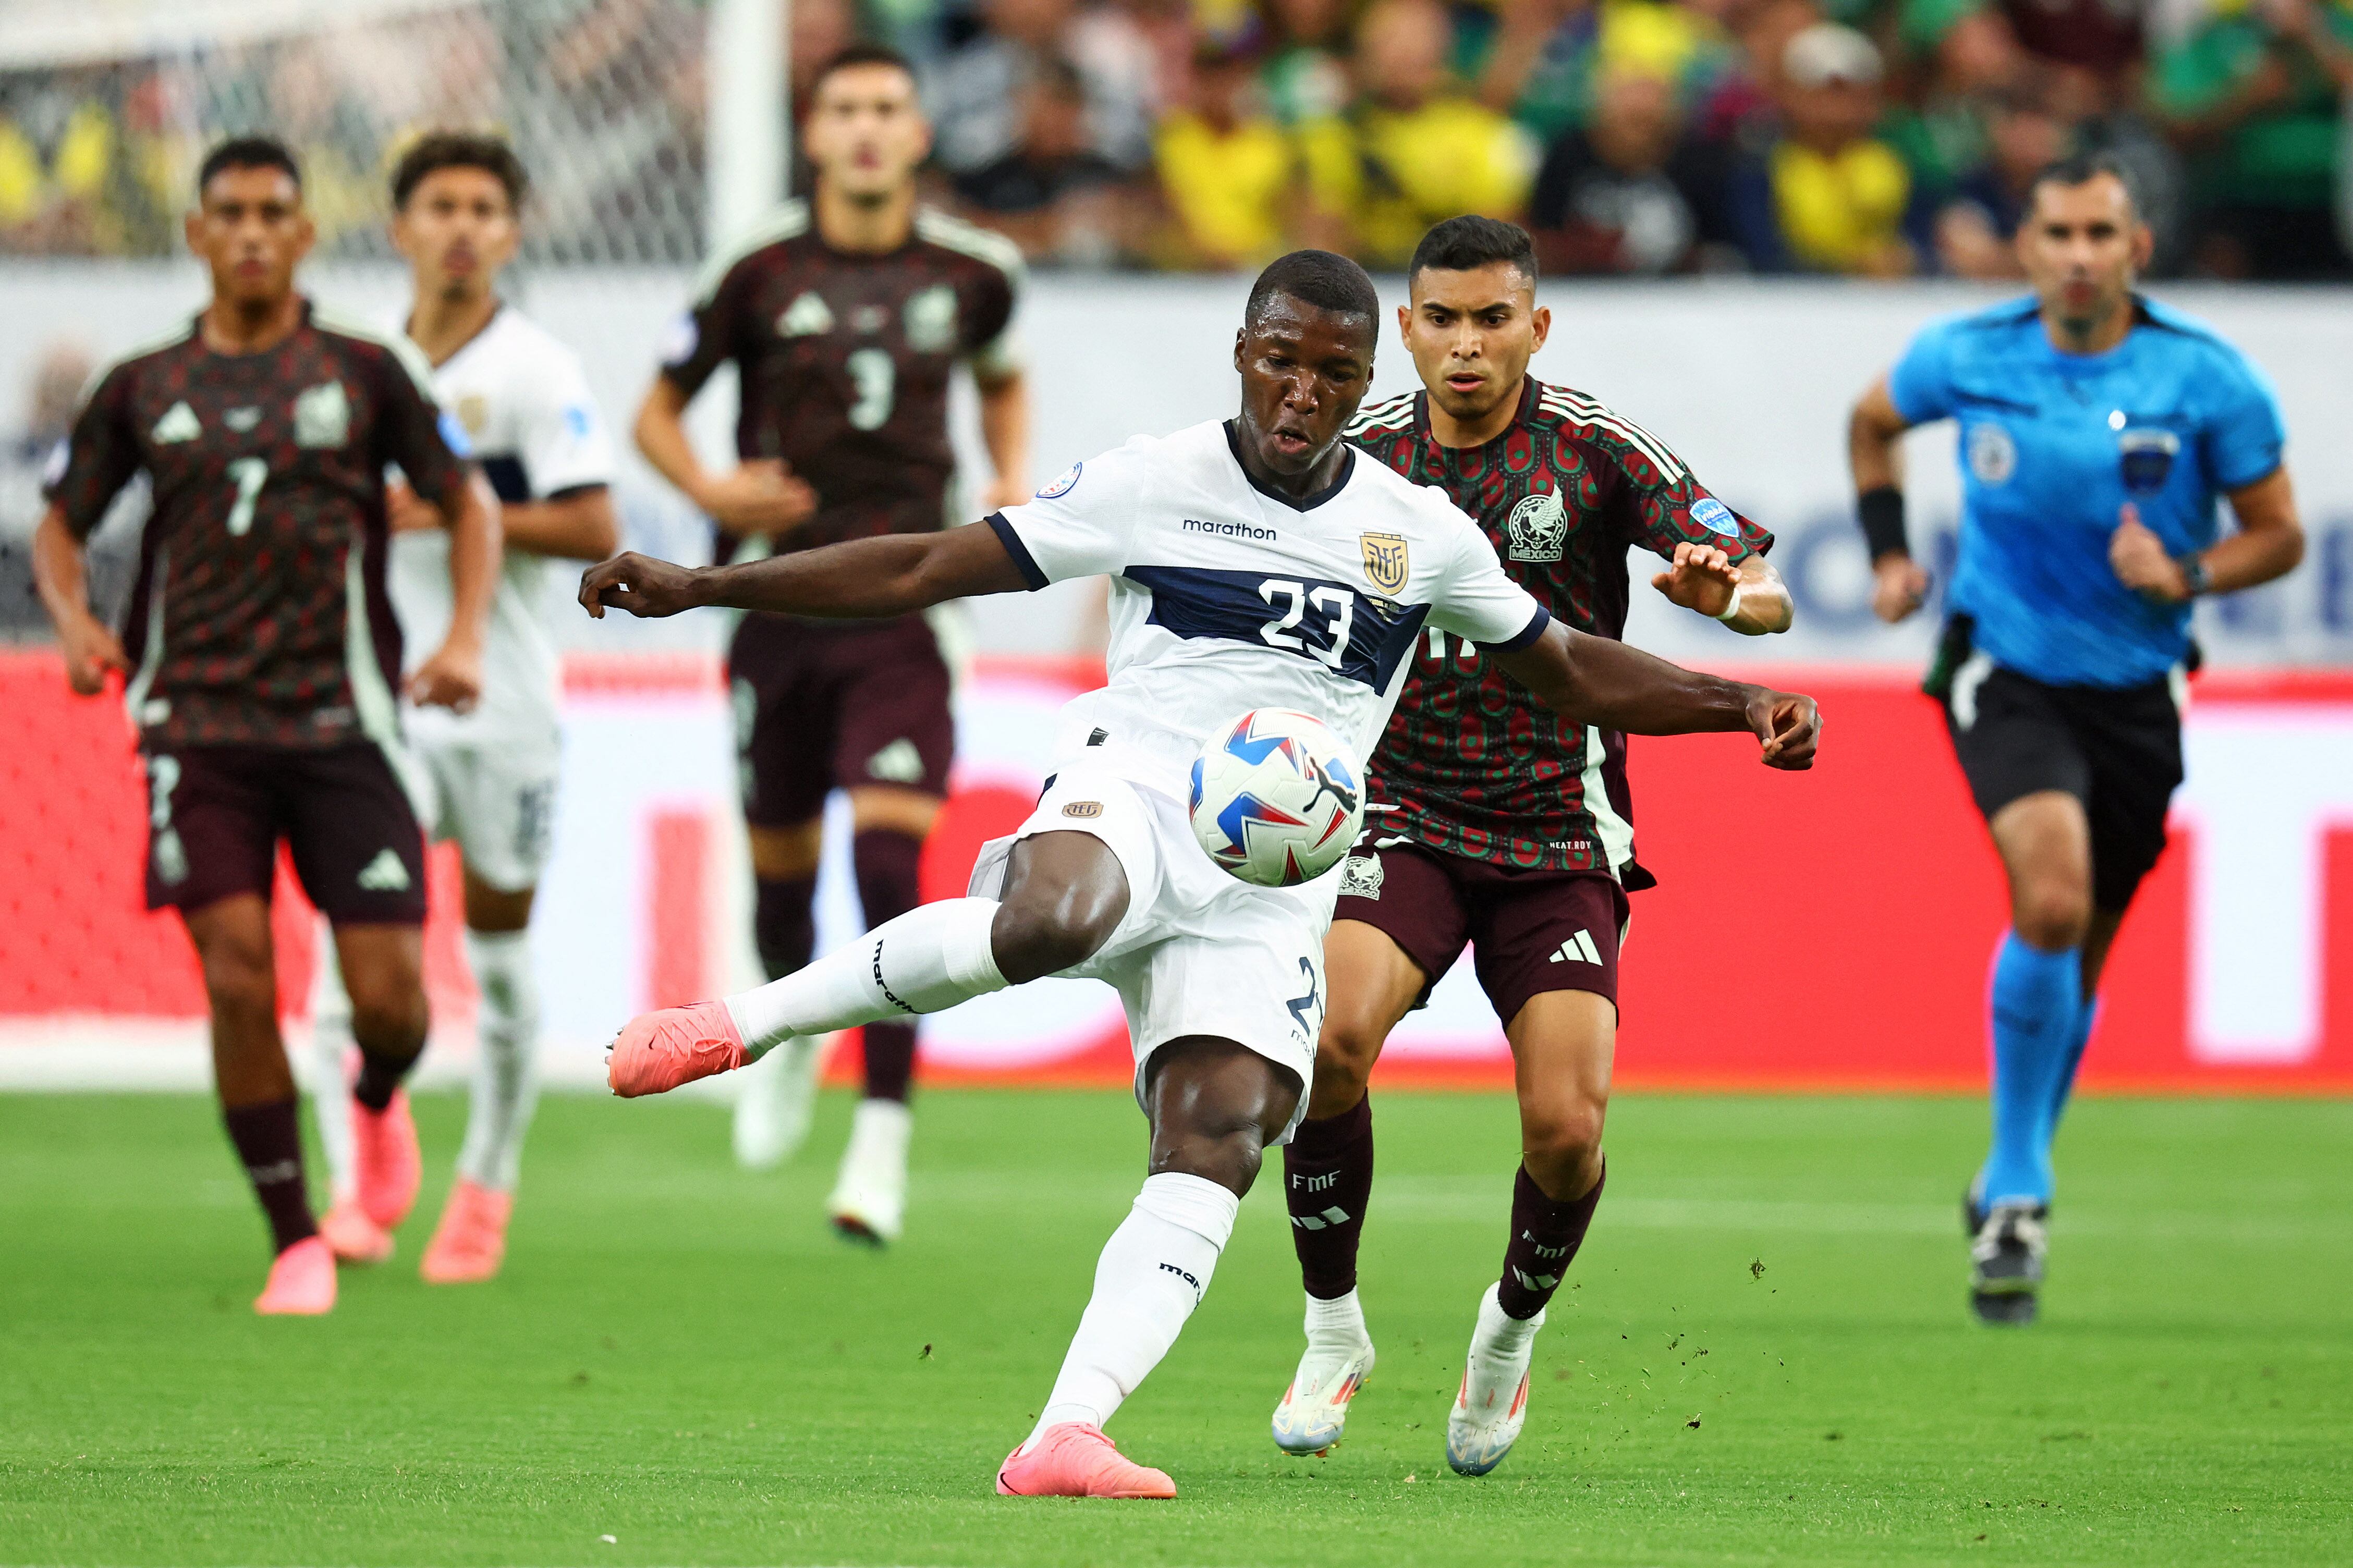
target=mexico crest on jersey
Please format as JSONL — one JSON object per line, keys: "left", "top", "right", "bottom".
{"left": 904, "top": 285, "right": 959, "bottom": 353}
{"left": 1360, "top": 532, "right": 1409, "bottom": 595}
{"left": 293, "top": 381, "right": 350, "bottom": 448}
{"left": 1507, "top": 491, "right": 1568, "bottom": 561}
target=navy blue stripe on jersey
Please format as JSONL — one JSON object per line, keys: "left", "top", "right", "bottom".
{"left": 480, "top": 455, "right": 532, "bottom": 503}
{"left": 1482, "top": 606, "right": 1552, "bottom": 652}
{"left": 1125, "top": 564, "right": 1430, "bottom": 689}
{"left": 985, "top": 511, "right": 1049, "bottom": 591}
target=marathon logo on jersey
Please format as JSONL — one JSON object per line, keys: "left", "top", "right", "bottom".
{"left": 1689, "top": 497, "right": 1741, "bottom": 537}
{"left": 904, "top": 285, "right": 959, "bottom": 353}
{"left": 151, "top": 401, "right": 201, "bottom": 444}
{"left": 293, "top": 381, "right": 351, "bottom": 449}
{"left": 1182, "top": 517, "right": 1277, "bottom": 541}
{"left": 1507, "top": 491, "right": 1569, "bottom": 561}
{"left": 1037, "top": 462, "right": 1081, "bottom": 499}
{"left": 1360, "top": 532, "right": 1410, "bottom": 595}
{"left": 1339, "top": 853, "right": 1383, "bottom": 900}
{"left": 1968, "top": 422, "right": 2017, "bottom": 486}
{"left": 778, "top": 291, "right": 835, "bottom": 337}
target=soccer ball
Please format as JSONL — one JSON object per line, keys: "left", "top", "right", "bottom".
{"left": 1188, "top": 709, "right": 1365, "bottom": 887}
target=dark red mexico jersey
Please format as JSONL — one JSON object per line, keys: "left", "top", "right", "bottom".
{"left": 49, "top": 301, "right": 468, "bottom": 750}
{"left": 1345, "top": 377, "right": 1774, "bottom": 876}
{"left": 659, "top": 200, "right": 1022, "bottom": 556}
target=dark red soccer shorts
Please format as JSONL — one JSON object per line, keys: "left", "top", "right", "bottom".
{"left": 727, "top": 612, "right": 956, "bottom": 828}
{"left": 140, "top": 741, "right": 428, "bottom": 923}
{"left": 1333, "top": 841, "right": 1631, "bottom": 1027}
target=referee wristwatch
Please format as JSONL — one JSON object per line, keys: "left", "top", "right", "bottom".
{"left": 2177, "top": 552, "right": 2214, "bottom": 597}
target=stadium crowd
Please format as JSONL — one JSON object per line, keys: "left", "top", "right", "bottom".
{"left": 1, "top": 0, "right": 2349, "bottom": 277}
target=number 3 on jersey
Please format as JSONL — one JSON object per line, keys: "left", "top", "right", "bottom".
{"left": 224, "top": 457, "right": 267, "bottom": 536}
{"left": 845, "top": 348, "right": 895, "bottom": 432}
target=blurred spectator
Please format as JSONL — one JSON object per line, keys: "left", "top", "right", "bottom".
{"left": 1480, "top": 0, "right": 1727, "bottom": 148}
{"left": 1997, "top": 0, "right": 2144, "bottom": 88}
{"left": 1154, "top": 43, "right": 1303, "bottom": 266}
{"left": 1258, "top": 0, "right": 1356, "bottom": 123}
{"left": 1298, "top": 0, "right": 1540, "bottom": 265}
{"left": 1694, "top": 0, "right": 1823, "bottom": 142}
{"left": 0, "top": 70, "right": 176, "bottom": 256}
{"left": 927, "top": 0, "right": 1161, "bottom": 176}
{"left": 1885, "top": 6, "right": 2028, "bottom": 198}
{"left": 1933, "top": 76, "right": 2070, "bottom": 275}
{"left": 2150, "top": 0, "right": 2353, "bottom": 278}
{"left": 1529, "top": 66, "right": 1734, "bottom": 271}
{"left": 1729, "top": 22, "right": 1929, "bottom": 273}
{"left": 955, "top": 54, "right": 1148, "bottom": 262}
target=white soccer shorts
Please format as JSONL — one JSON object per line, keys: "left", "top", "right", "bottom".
{"left": 413, "top": 738, "right": 562, "bottom": 893}
{"left": 969, "top": 754, "right": 1335, "bottom": 1144}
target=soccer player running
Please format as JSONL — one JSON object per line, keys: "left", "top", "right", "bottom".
{"left": 31, "top": 137, "right": 499, "bottom": 1315}
{"left": 633, "top": 43, "right": 1030, "bottom": 1242}
{"left": 1848, "top": 153, "right": 2304, "bottom": 1325}
{"left": 307, "top": 132, "right": 620, "bottom": 1280}
{"left": 1270, "top": 217, "right": 1796, "bottom": 1476}
{"left": 580, "top": 248, "right": 1821, "bottom": 1497}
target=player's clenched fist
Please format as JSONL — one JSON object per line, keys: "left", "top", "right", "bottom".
{"left": 579, "top": 551, "right": 701, "bottom": 619}
{"left": 1744, "top": 688, "right": 1822, "bottom": 770}
{"left": 58, "top": 612, "right": 129, "bottom": 696}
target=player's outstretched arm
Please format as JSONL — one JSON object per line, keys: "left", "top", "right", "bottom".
{"left": 1649, "top": 543, "right": 1795, "bottom": 634}
{"left": 1849, "top": 375, "right": 1929, "bottom": 624}
{"left": 579, "top": 520, "right": 1032, "bottom": 622}
{"left": 1492, "top": 621, "right": 1821, "bottom": 770}
{"left": 30, "top": 504, "right": 127, "bottom": 696}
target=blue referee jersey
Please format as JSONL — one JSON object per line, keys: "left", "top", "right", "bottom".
{"left": 1888, "top": 295, "right": 2286, "bottom": 689}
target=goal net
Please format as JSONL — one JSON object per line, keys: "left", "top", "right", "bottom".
{"left": 0, "top": 0, "right": 709, "bottom": 264}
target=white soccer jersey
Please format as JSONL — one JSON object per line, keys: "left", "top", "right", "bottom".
{"left": 989, "top": 419, "right": 1550, "bottom": 785}
{"left": 389, "top": 305, "right": 616, "bottom": 753}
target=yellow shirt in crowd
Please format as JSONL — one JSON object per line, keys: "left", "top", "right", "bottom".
{"left": 1299, "top": 100, "right": 1537, "bottom": 268}
{"left": 1769, "top": 139, "right": 1913, "bottom": 274}
{"left": 1154, "top": 111, "right": 1303, "bottom": 267}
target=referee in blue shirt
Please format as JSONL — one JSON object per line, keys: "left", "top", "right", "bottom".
{"left": 1847, "top": 153, "right": 2306, "bottom": 1325}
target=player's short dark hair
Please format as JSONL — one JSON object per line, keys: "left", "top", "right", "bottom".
{"left": 808, "top": 42, "right": 918, "bottom": 100}
{"left": 1408, "top": 215, "right": 1537, "bottom": 286}
{"left": 2025, "top": 150, "right": 2140, "bottom": 220}
{"left": 391, "top": 130, "right": 530, "bottom": 212}
{"left": 1244, "top": 250, "right": 1381, "bottom": 333}
{"left": 197, "top": 136, "right": 301, "bottom": 199}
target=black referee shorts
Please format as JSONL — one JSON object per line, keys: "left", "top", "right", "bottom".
{"left": 1936, "top": 635, "right": 2185, "bottom": 916}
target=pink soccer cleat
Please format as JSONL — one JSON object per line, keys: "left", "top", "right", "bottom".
{"left": 420, "top": 1179, "right": 514, "bottom": 1284}
{"left": 995, "top": 1423, "right": 1177, "bottom": 1499}
{"left": 606, "top": 1000, "right": 748, "bottom": 1098}
{"left": 319, "top": 1198, "right": 395, "bottom": 1264}
{"left": 253, "top": 1235, "right": 337, "bottom": 1316}
{"left": 351, "top": 1089, "right": 422, "bottom": 1231}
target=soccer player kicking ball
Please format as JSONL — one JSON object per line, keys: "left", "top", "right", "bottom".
{"left": 1270, "top": 217, "right": 1797, "bottom": 1477}
{"left": 1848, "top": 153, "right": 2303, "bottom": 1325}
{"left": 633, "top": 43, "right": 1030, "bottom": 1241}
{"left": 581, "top": 250, "right": 1820, "bottom": 1498}
{"left": 32, "top": 137, "right": 499, "bottom": 1314}
{"left": 307, "top": 132, "right": 620, "bottom": 1280}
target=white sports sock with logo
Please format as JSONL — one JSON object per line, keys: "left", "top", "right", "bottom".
{"left": 1028, "top": 1172, "right": 1240, "bottom": 1444}
{"left": 723, "top": 898, "right": 1007, "bottom": 1056}
{"left": 456, "top": 928, "right": 542, "bottom": 1192}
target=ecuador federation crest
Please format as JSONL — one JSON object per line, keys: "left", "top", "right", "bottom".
{"left": 1359, "top": 532, "right": 1409, "bottom": 596}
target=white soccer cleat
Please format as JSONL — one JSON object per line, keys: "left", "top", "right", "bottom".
{"left": 1446, "top": 1282, "right": 1543, "bottom": 1477}
{"left": 731, "top": 1035, "right": 824, "bottom": 1170}
{"left": 828, "top": 1097, "right": 912, "bottom": 1245}
{"left": 1272, "top": 1292, "right": 1376, "bottom": 1455}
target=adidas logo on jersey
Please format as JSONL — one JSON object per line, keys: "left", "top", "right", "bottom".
{"left": 778, "top": 291, "right": 835, "bottom": 337}
{"left": 865, "top": 738, "right": 925, "bottom": 785}
{"left": 1549, "top": 929, "right": 1604, "bottom": 966}
{"left": 152, "top": 402, "right": 201, "bottom": 443}
{"left": 357, "top": 848, "right": 412, "bottom": 892}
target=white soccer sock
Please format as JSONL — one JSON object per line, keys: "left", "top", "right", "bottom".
{"left": 1029, "top": 1172, "right": 1240, "bottom": 1443}
{"left": 305, "top": 920, "right": 358, "bottom": 1202}
{"left": 1305, "top": 1288, "right": 1369, "bottom": 1348}
{"left": 456, "top": 928, "right": 542, "bottom": 1192}
{"left": 723, "top": 898, "right": 1007, "bottom": 1056}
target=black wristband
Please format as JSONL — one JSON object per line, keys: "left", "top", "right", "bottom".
{"left": 1858, "top": 486, "right": 1908, "bottom": 563}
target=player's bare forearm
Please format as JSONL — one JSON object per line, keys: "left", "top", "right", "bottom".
{"left": 32, "top": 506, "right": 128, "bottom": 695}
{"left": 438, "top": 473, "right": 504, "bottom": 647}
{"left": 633, "top": 377, "right": 712, "bottom": 510}
{"left": 977, "top": 369, "right": 1031, "bottom": 507}
{"left": 1729, "top": 557, "right": 1795, "bottom": 634}
{"left": 1847, "top": 377, "right": 1910, "bottom": 503}
{"left": 2213, "top": 467, "right": 2305, "bottom": 592}
{"left": 1493, "top": 622, "right": 1821, "bottom": 768}
{"left": 499, "top": 488, "right": 620, "bottom": 561}
{"left": 580, "top": 521, "right": 1030, "bottom": 621}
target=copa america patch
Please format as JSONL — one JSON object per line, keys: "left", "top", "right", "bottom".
{"left": 657, "top": 311, "right": 698, "bottom": 368}
{"left": 1689, "top": 497, "right": 1740, "bottom": 537}
{"left": 1037, "top": 462, "right": 1081, "bottom": 499}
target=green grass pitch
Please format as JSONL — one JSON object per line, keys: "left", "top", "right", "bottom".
{"left": 3, "top": 1086, "right": 2349, "bottom": 1566}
